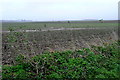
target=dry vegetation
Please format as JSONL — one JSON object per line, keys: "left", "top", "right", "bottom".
{"left": 1, "top": 21, "right": 119, "bottom": 79}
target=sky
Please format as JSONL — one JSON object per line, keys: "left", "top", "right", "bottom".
{"left": 1, "top": 0, "right": 120, "bottom": 21}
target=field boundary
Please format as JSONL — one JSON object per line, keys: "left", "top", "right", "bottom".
{"left": 2, "top": 27, "right": 115, "bottom": 33}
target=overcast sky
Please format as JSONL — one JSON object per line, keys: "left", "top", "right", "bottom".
{"left": 1, "top": 0, "right": 120, "bottom": 21}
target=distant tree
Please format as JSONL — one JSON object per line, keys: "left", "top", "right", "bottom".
{"left": 68, "top": 21, "right": 70, "bottom": 23}
{"left": 44, "top": 24, "right": 46, "bottom": 27}
{"left": 99, "top": 19, "right": 104, "bottom": 23}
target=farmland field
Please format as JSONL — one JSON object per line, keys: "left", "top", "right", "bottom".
{"left": 2, "top": 20, "right": 118, "bottom": 31}
{"left": 1, "top": 0, "right": 120, "bottom": 78}
{"left": 2, "top": 20, "right": 118, "bottom": 64}
{"left": 1, "top": 20, "right": 120, "bottom": 79}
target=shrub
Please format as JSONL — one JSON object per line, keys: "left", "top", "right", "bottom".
{"left": 2, "top": 41, "right": 120, "bottom": 79}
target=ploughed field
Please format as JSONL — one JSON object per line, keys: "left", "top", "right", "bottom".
{"left": 2, "top": 20, "right": 118, "bottom": 64}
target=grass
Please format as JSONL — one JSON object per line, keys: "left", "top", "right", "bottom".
{"left": 2, "top": 21, "right": 118, "bottom": 31}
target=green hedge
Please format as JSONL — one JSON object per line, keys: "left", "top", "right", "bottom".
{"left": 2, "top": 41, "right": 120, "bottom": 79}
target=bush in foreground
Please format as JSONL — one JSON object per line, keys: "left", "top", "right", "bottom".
{"left": 2, "top": 41, "right": 120, "bottom": 79}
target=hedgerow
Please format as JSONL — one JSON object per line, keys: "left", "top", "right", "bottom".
{"left": 2, "top": 41, "right": 120, "bottom": 79}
